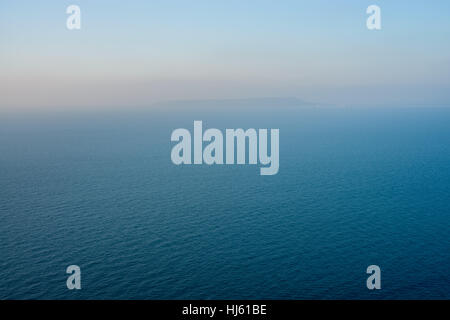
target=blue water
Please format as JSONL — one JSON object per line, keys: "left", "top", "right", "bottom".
{"left": 0, "top": 106, "right": 449, "bottom": 299}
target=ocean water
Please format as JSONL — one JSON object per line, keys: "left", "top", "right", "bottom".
{"left": 0, "top": 106, "right": 449, "bottom": 299}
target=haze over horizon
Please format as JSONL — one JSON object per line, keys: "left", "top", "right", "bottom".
{"left": 1, "top": 0, "right": 450, "bottom": 110}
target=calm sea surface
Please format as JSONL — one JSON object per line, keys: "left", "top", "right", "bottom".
{"left": 1, "top": 106, "right": 449, "bottom": 299}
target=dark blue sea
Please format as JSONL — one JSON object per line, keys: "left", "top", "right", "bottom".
{"left": 1, "top": 106, "right": 449, "bottom": 299}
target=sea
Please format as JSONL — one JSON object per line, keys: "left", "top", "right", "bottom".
{"left": 0, "top": 104, "right": 449, "bottom": 299}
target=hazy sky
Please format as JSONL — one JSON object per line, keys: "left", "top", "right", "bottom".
{"left": 1, "top": 0, "right": 450, "bottom": 109}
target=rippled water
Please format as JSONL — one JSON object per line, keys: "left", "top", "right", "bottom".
{"left": 0, "top": 107, "right": 449, "bottom": 299}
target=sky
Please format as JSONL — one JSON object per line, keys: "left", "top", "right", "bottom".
{"left": 1, "top": 0, "right": 450, "bottom": 109}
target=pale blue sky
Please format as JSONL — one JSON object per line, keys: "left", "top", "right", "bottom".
{"left": 1, "top": 0, "right": 449, "bottom": 109}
